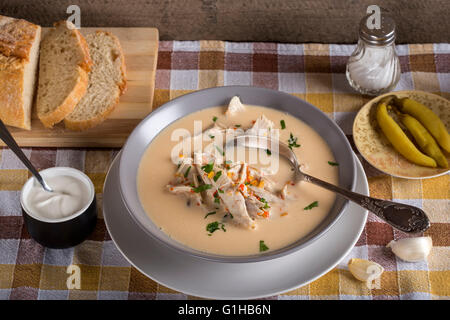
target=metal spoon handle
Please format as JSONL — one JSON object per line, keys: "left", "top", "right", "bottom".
{"left": 0, "top": 120, "right": 52, "bottom": 192}
{"left": 230, "top": 134, "right": 430, "bottom": 233}
{"left": 300, "top": 172, "right": 430, "bottom": 233}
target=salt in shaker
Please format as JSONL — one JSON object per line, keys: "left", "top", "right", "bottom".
{"left": 346, "top": 14, "right": 401, "bottom": 95}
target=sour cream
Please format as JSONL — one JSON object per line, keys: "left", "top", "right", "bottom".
{"left": 21, "top": 168, "right": 94, "bottom": 221}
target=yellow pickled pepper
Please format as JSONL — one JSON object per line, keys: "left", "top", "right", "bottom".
{"left": 400, "top": 114, "right": 448, "bottom": 168}
{"left": 394, "top": 97, "right": 450, "bottom": 153}
{"left": 376, "top": 101, "right": 437, "bottom": 168}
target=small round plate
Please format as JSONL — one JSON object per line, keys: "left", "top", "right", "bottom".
{"left": 353, "top": 90, "right": 450, "bottom": 179}
{"left": 103, "top": 152, "right": 369, "bottom": 299}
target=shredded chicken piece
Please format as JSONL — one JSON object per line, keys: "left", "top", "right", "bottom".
{"left": 172, "top": 157, "right": 196, "bottom": 186}
{"left": 280, "top": 182, "right": 298, "bottom": 201}
{"left": 237, "top": 163, "right": 248, "bottom": 184}
{"left": 246, "top": 114, "right": 274, "bottom": 136}
{"left": 225, "top": 96, "right": 246, "bottom": 116}
{"left": 167, "top": 185, "right": 202, "bottom": 207}
{"left": 247, "top": 185, "right": 284, "bottom": 204}
{"left": 166, "top": 97, "right": 298, "bottom": 231}
{"left": 195, "top": 154, "right": 254, "bottom": 229}
{"left": 245, "top": 197, "right": 264, "bottom": 219}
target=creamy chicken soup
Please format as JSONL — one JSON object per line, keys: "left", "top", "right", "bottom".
{"left": 137, "top": 97, "right": 339, "bottom": 256}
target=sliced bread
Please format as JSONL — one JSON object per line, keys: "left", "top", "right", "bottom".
{"left": 0, "top": 15, "right": 41, "bottom": 130}
{"left": 64, "top": 31, "right": 127, "bottom": 131}
{"left": 36, "top": 20, "right": 92, "bottom": 128}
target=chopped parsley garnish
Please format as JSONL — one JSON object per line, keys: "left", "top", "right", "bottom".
{"left": 184, "top": 166, "right": 191, "bottom": 178}
{"left": 288, "top": 133, "right": 301, "bottom": 150}
{"left": 201, "top": 162, "right": 214, "bottom": 173}
{"left": 224, "top": 212, "right": 234, "bottom": 219}
{"left": 213, "top": 171, "right": 222, "bottom": 182}
{"left": 213, "top": 192, "right": 221, "bottom": 206}
{"left": 212, "top": 116, "right": 218, "bottom": 122}
{"left": 209, "top": 134, "right": 215, "bottom": 139}
{"left": 215, "top": 145, "right": 225, "bottom": 156}
{"left": 266, "top": 149, "right": 272, "bottom": 155}
{"left": 206, "top": 221, "right": 226, "bottom": 235}
{"left": 328, "top": 161, "right": 339, "bottom": 166}
{"left": 204, "top": 211, "right": 216, "bottom": 219}
{"left": 304, "top": 201, "right": 319, "bottom": 210}
{"left": 259, "top": 240, "right": 269, "bottom": 252}
{"left": 259, "top": 198, "right": 270, "bottom": 209}
{"left": 280, "top": 120, "right": 286, "bottom": 129}
{"left": 235, "top": 124, "right": 241, "bottom": 128}
{"left": 192, "top": 184, "right": 212, "bottom": 193}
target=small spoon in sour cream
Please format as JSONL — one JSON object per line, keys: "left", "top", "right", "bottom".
{"left": 0, "top": 119, "right": 53, "bottom": 193}
{"left": 230, "top": 134, "right": 431, "bottom": 234}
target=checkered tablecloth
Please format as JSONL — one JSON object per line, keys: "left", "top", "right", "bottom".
{"left": 0, "top": 41, "right": 449, "bottom": 300}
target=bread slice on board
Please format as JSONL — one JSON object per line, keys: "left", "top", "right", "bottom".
{"left": 36, "top": 20, "right": 92, "bottom": 128}
{"left": 0, "top": 15, "right": 41, "bottom": 130}
{"left": 64, "top": 31, "right": 127, "bottom": 131}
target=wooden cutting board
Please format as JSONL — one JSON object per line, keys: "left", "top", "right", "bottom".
{"left": 2, "top": 27, "right": 159, "bottom": 148}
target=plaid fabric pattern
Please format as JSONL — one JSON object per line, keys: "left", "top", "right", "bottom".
{"left": 0, "top": 41, "right": 449, "bottom": 300}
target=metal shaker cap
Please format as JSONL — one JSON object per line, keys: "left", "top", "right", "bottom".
{"left": 359, "top": 13, "right": 396, "bottom": 45}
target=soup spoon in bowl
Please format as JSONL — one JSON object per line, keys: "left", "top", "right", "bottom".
{"left": 230, "top": 135, "right": 430, "bottom": 233}
{"left": 0, "top": 120, "right": 53, "bottom": 193}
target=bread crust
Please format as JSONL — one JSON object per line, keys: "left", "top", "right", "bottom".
{"left": 0, "top": 16, "right": 40, "bottom": 60}
{"left": 0, "top": 57, "right": 28, "bottom": 129}
{"left": 0, "top": 15, "right": 40, "bottom": 130}
{"left": 102, "top": 30, "right": 127, "bottom": 95}
{"left": 64, "top": 31, "right": 127, "bottom": 131}
{"left": 37, "top": 21, "right": 93, "bottom": 128}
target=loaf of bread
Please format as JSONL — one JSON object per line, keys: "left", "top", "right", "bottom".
{"left": 36, "top": 21, "right": 92, "bottom": 128}
{"left": 64, "top": 31, "right": 127, "bottom": 131}
{"left": 0, "top": 15, "right": 41, "bottom": 130}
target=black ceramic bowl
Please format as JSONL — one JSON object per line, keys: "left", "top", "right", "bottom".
{"left": 20, "top": 167, "right": 97, "bottom": 249}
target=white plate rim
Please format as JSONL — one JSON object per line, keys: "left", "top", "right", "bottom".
{"left": 103, "top": 152, "right": 369, "bottom": 299}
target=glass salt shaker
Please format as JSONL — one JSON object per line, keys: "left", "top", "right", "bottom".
{"left": 346, "top": 14, "right": 401, "bottom": 96}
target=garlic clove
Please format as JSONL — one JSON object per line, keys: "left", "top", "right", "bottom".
{"left": 348, "top": 258, "right": 384, "bottom": 289}
{"left": 386, "top": 236, "right": 432, "bottom": 262}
